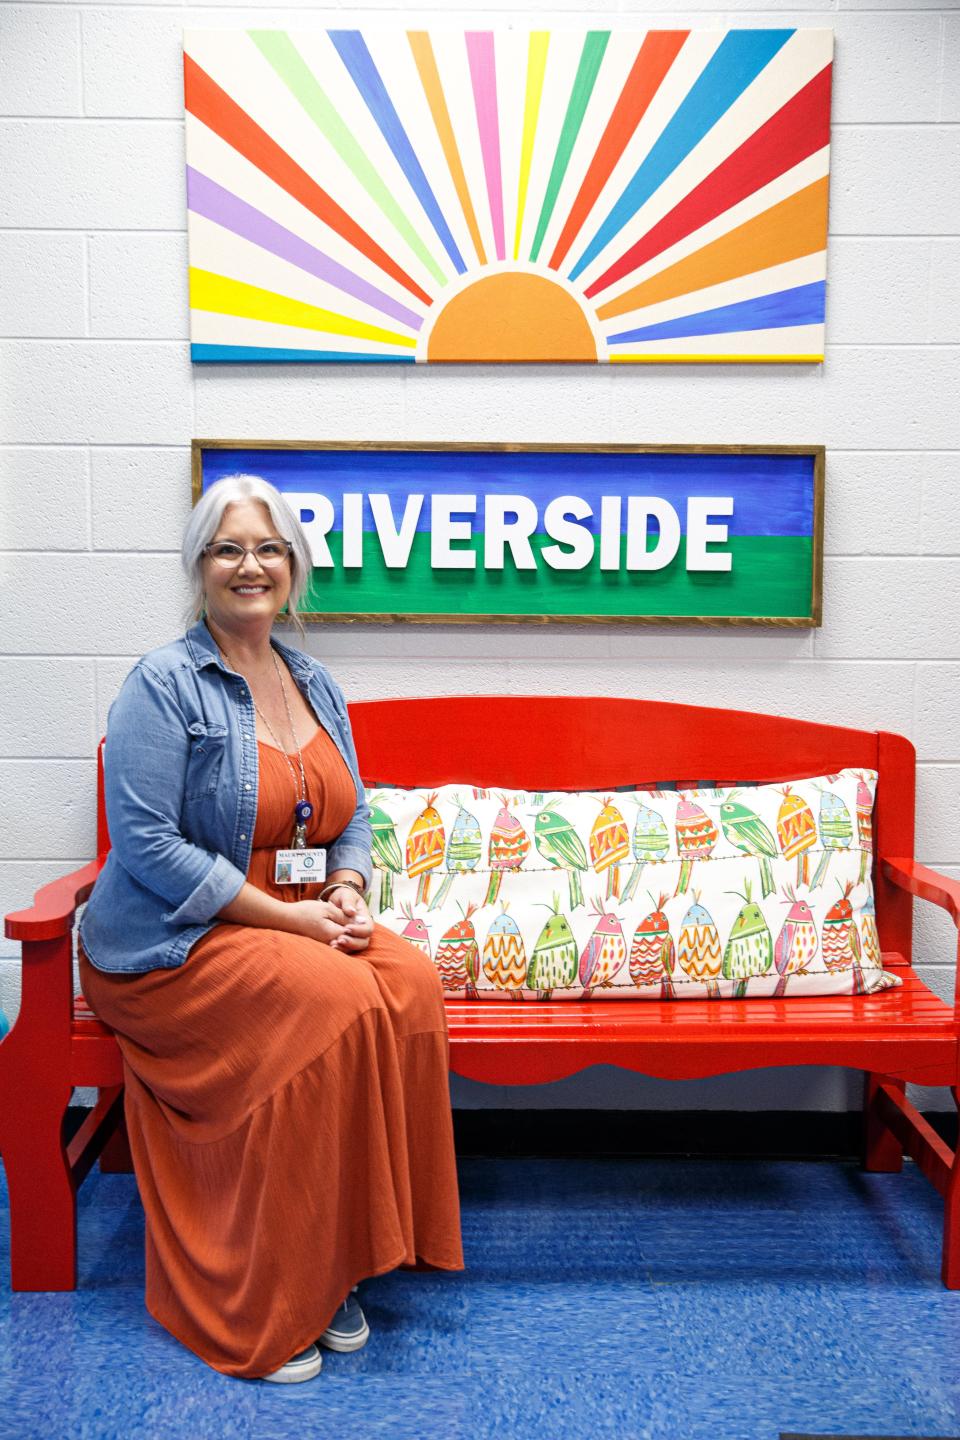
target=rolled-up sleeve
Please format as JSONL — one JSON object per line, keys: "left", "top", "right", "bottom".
{"left": 105, "top": 664, "right": 246, "bottom": 924}
{"left": 164, "top": 852, "right": 245, "bottom": 925}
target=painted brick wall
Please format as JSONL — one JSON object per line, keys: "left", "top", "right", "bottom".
{"left": 1, "top": 1, "right": 958, "bottom": 1114}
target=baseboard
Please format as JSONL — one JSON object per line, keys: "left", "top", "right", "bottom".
{"left": 451, "top": 1108, "right": 960, "bottom": 1160}
{"left": 65, "top": 1105, "right": 958, "bottom": 1162}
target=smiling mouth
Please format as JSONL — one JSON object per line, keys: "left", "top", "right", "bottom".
{"left": 233, "top": 585, "right": 270, "bottom": 595}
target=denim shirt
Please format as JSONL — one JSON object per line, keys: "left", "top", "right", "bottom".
{"left": 79, "top": 621, "right": 372, "bottom": 974}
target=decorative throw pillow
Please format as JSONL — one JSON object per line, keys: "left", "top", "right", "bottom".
{"left": 365, "top": 770, "right": 899, "bottom": 1001}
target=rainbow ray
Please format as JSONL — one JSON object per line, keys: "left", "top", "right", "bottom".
{"left": 514, "top": 32, "right": 549, "bottom": 261}
{"left": 606, "top": 281, "right": 826, "bottom": 346}
{"left": 409, "top": 31, "right": 488, "bottom": 267}
{"left": 585, "top": 63, "right": 833, "bottom": 299}
{"left": 192, "top": 345, "right": 415, "bottom": 363}
{"left": 249, "top": 30, "right": 447, "bottom": 286}
{"left": 329, "top": 30, "right": 466, "bottom": 275}
{"left": 187, "top": 167, "right": 423, "bottom": 331}
{"left": 568, "top": 29, "right": 795, "bottom": 282}
{"left": 548, "top": 30, "right": 688, "bottom": 272}
{"left": 596, "top": 178, "right": 829, "bottom": 321}
{"left": 466, "top": 32, "right": 506, "bottom": 262}
{"left": 189, "top": 268, "right": 418, "bottom": 349}
{"left": 184, "top": 54, "right": 432, "bottom": 307}
{"left": 528, "top": 31, "right": 609, "bottom": 263}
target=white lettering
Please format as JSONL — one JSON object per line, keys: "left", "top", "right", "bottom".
{"left": 292, "top": 489, "right": 736, "bottom": 577}
{"left": 369, "top": 492, "right": 423, "bottom": 569}
{"left": 599, "top": 496, "right": 622, "bottom": 571}
{"left": 341, "top": 493, "right": 364, "bottom": 569}
{"left": 484, "top": 495, "right": 539, "bottom": 571}
{"left": 626, "top": 497, "right": 681, "bottom": 571}
{"left": 295, "top": 493, "right": 335, "bottom": 568}
{"left": 542, "top": 496, "right": 594, "bottom": 571}
{"left": 431, "top": 494, "right": 477, "bottom": 570}
{"left": 686, "top": 497, "right": 734, "bottom": 571}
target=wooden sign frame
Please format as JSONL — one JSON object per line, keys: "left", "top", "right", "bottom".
{"left": 191, "top": 440, "right": 824, "bottom": 628}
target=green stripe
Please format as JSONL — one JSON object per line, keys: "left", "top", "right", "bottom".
{"left": 529, "top": 32, "right": 610, "bottom": 263}
{"left": 303, "top": 535, "right": 813, "bottom": 619}
{"left": 249, "top": 31, "right": 447, "bottom": 287}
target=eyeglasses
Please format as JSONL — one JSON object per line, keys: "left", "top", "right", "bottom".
{"left": 203, "top": 540, "right": 293, "bottom": 569}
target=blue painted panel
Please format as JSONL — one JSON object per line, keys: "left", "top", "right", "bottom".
{"left": 200, "top": 447, "right": 816, "bottom": 538}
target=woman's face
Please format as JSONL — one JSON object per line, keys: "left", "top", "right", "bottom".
{"left": 202, "top": 500, "right": 292, "bottom": 633}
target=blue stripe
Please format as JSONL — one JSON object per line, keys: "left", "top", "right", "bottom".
{"left": 200, "top": 448, "right": 815, "bottom": 538}
{"left": 568, "top": 30, "right": 793, "bottom": 283}
{"left": 191, "top": 345, "right": 415, "bottom": 364}
{"left": 329, "top": 30, "right": 467, "bottom": 276}
{"left": 607, "top": 281, "right": 826, "bottom": 345}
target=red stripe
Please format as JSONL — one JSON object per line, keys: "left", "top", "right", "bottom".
{"left": 549, "top": 31, "right": 688, "bottom": 272}
{"left": 183, "top": 55, "right": 432, "bottom": 307}
{"left": 585, "top": 63, "right": 833, "bottom": 300}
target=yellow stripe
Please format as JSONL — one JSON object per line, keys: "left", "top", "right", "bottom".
{"left": 609, "top": 353, "right": 823, "bottom": 364}
{"left": 189, "top": 269, "right": 417, "bottom": 349}
{"left": 513, "top": 33, "right": 549, "bottom": 261}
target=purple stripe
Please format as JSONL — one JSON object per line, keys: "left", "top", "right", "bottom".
{"left": 186, "top": 167, "right": 423, "bottom": 332}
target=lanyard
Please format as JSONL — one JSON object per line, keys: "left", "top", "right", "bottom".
{"left": 222, "top": 646, "right": 313, "bottom": 848}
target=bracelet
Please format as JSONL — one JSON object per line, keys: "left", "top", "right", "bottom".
{"left": 320, "top": 880, "right": 366, "bottom": 902}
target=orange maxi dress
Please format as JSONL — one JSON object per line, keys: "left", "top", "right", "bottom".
{"left": 79, "top": 726, "right": 464, "bottom": 1379}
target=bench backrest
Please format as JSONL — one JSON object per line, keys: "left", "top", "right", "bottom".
{"left": 96, "top": 696, "right": 917, "bottom": 961}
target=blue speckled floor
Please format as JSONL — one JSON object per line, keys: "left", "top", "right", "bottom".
{"left": 2, "top": 1157, "right": 960, "bottom": 1440}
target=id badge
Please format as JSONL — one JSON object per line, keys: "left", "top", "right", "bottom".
{"left": 275, "top": 848, "right": 327, "bottom": 885}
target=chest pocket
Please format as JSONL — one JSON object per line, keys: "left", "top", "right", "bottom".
{"left": 184, "top": 722, "right": 229, "bottom": 800}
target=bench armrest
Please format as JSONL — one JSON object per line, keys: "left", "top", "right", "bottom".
{"left": 4, "top": 859, "right": 104, "bottom": 943}
{"left": 883, "top": 857, "right": 960, "bottom": 931}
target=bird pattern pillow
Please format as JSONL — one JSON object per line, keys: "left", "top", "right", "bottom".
{"left": 364, "top": 770, "right": 899, "bottom": 1001}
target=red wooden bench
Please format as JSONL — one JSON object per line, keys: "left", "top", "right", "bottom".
{"left": 3, "top": 697, "right": 960, "bottom": 1291}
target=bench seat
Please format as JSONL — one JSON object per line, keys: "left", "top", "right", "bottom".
{"left": 68, "top": 962, "right": 957, "bottom": 1089}
{"left": 443, "top": 963, "right": 957, "bottom": 1085}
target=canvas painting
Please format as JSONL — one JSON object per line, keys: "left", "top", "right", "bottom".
{"left": 183, "top": 28, "right": 834, "bottom": 364}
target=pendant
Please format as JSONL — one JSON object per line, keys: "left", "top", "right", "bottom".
{"left": 292, "top": 798, "right": 313, "bottom": 850}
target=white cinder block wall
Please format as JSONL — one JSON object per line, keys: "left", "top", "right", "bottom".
{"left": 1, "top": 0, "right": 958, "bottom": 1117}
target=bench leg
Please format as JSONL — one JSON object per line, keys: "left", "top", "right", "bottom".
{"left": 862, "top": 1072, "right": 904, "bottom": 1173}
{"left": 2, "top": 1120, "right": 77, "bottom": 1291}
{"left": 99, "top": 1111, "right": 133, "bottom": 1174}
{"left": 942, "top": 1088, "right": 960, "bottom": 1290}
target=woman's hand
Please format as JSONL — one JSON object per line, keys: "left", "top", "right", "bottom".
{"left": 326, "top": 888, "right": 374, "bottom": 953}
{"left": 286, "top": 898, "right": 350, "bottom": 946}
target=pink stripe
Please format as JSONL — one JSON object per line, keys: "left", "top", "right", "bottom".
{"left": 466, "top": 32, "right": 505, "bottom": 262}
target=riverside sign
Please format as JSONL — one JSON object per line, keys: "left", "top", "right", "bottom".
{"left": 192, "top": 442, "right": 823, "bottom": 627}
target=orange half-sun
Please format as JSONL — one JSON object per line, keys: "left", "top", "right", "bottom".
{"left": 427, "top": 273, "right": 597, "bottom": 362}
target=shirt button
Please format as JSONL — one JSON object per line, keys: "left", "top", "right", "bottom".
{"left": 244, "top": 783, "right": 252, "bottom": 791}
{"left": 240, "top": 833, "right": 247, "bottom": 841}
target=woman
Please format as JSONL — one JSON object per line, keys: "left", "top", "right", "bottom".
{"left": 78, "top": 475, "right": 464, "bottom": 1382}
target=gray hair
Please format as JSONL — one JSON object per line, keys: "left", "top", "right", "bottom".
{"left": 182, "top": 474, "right": 313, "bottom": 632}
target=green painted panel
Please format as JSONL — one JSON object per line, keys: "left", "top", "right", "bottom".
{"left": 303, "top": 535, "right": 813, "bottom": 619}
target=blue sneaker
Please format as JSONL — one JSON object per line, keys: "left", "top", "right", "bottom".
{"left": 318, "top": 1289, "right": 370, "bottom": 1353}
{"left": 262, "top": 1343, "right": 323, "bottom": 1383}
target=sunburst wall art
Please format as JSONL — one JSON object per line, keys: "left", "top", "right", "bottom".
{"left": 183, "top": 27, "right": 834, "bottom": 365}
